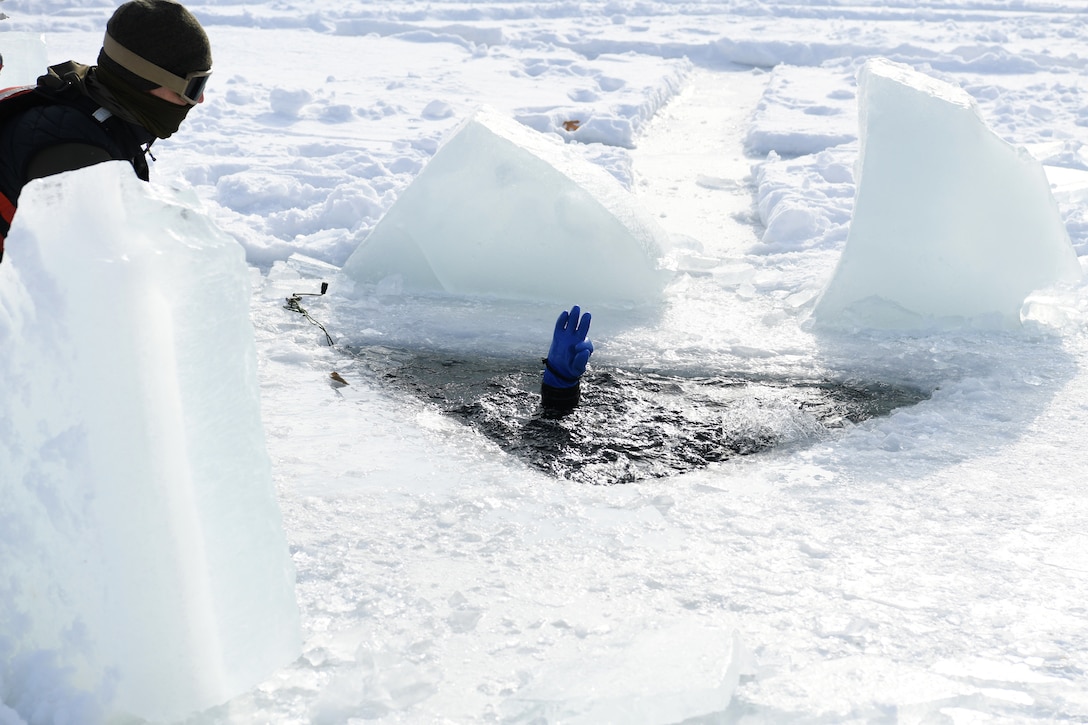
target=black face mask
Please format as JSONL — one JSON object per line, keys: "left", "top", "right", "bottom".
{"left": 94, "top": 64, "right": 193, "bottom": 139}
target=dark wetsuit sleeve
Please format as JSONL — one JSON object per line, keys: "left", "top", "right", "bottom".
{"left": 25, "top": 142, "right": 115, "bottom": 181}
{"left": 541, "top": 381, "right": 581, "bottom": 412}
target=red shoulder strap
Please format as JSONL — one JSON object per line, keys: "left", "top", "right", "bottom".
{"left": 0, "top": 85, "right": 36, "bottom": 101}
{"left": 0, "top": 86, "right": 47, "bottom": 258}
{"left": 0, "top": 191, "right": 13, "bottom": 257}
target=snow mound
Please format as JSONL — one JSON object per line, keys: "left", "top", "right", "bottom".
{"left": 746, "top": 65, "right": 857, "bottom": 157}
{"left": 0, "top": 163, "right": 300, "bottom": 723}
{"left": 340, "top": 106, "right": 672, "bottom": 307}
{"left": 813, "top": 58, "right": 1081, "bottom": 329}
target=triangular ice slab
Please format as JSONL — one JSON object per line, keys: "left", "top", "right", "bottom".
{"left": 341, "top": 106, "right": 671, "bottom": 307}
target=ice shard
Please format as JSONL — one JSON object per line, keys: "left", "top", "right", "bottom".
{"left": 0, "top": 32, "right": 48, "bottom": 86}
{"left": 341, "top": 106, "right": 671, "bottom": 307}
{"left": 813, "top": 58, "right": 1081, "bottom": 329}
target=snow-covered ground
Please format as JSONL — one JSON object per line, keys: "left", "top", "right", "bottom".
{"left": 4, "top": 0, "right": 1088, "bottom": 722}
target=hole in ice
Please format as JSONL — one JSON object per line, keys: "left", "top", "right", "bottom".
{"left": 346, "top": 347, "right": 929, "bottom": 485}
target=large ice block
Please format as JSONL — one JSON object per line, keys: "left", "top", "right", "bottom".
{"left": 813, "top": 58, "right": 1081, "bottom": 329}
{"left": 0, "top": 163, "right": 300, "bottom": 722}
{"left": 341, "top": 106, "right": 671, "bottom": 307}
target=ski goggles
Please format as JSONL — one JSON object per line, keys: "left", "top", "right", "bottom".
{"left": 103, "top": 33, "right": 211, "bottom": 105}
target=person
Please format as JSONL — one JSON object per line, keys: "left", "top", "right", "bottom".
{"left": 0, "top": 0, "right": 212, "bottom": 262}
{"left": 540, "top": 305, "right": 594, "bottom": 412}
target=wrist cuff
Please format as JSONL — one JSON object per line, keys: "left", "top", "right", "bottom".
{"left": 542, "top": 357, "right": 581, "bottom": 385}
{"left": 541, "top": 381, "right": 581, "bottom": 411}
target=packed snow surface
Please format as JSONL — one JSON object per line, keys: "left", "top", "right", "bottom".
{"left": 3, "top": 0, "right": 1088, "bottom": 722}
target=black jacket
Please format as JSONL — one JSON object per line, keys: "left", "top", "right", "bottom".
{"left": 0, "top": 63, "right": 153, "bottom": 260}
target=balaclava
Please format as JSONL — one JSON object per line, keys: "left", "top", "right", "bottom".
{"left": 95, "top": 0, "right": 212, "bottom": 138}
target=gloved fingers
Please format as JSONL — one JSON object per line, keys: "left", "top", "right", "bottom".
{"left": 565, "top": 305, "right": 582, "bottom": 335}
{"left": 571, "top": 347, "right": 592, "bottom": 376}
{"left": 574, "top": 339, "right": 593, "bottom": 356}
{"left": 573, "top": 310, "right": 591, "bottom": 341}
{"left": 553, "top": 309, "right": 571, "bottom": 336}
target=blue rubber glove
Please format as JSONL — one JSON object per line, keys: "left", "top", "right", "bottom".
{"left": 542, "top": 305, "right": 593, "bottom": 389}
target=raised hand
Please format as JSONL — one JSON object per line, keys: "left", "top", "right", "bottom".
{"left": 543, "top": 305, "right": 593, "bottom": 389}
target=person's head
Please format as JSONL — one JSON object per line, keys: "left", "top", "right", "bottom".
{"left": 95, "top": 0, "right": 212, "bottom": 138}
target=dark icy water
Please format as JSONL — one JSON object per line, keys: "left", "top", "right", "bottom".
{"left": 348, "top": 347, "right": 929, "bottom": 485}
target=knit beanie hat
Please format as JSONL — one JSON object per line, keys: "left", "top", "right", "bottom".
{"left": 97, "top": 0, "right": 212, "bottom": 93}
